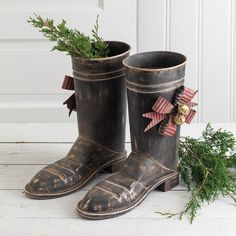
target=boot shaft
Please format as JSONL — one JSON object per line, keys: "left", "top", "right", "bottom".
{"left": 123, "top": 51, "right": 186, "bottom": 170}
{"left": 72, "top": 41, "right": 130, "bottom": 153}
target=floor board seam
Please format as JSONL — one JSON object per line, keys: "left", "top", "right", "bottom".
{"left": 0, "top": 188, "right": 188, "bottom": 191}
{"left": 0, "top": 142, "right": 132, "bottom": 144}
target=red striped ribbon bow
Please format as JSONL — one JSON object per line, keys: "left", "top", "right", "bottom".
{"left": 142, "top": 86, "right": 198, "bottom": 136}
{"left": 62, "top": 75, "right": 76, "bottom": 116}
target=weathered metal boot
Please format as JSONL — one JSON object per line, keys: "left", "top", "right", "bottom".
{"left": 76, "top": 51, "right": 197, "bottom": 219}
{"left": 24, "top": 41, "right": 131, "bottom": 199}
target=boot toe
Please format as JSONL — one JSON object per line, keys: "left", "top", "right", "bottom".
{"left": 25, "top": 168, "right": 69, "bottom": 198}
{"left": 77, "top": 185, "right": 129, "bottom": 218}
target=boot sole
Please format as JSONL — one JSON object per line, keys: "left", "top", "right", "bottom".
{"left": 76, "top": 172, "right": 179, "bottom": 220}
{"left": 24, "top": 153, "right": 127, "bottom": 200}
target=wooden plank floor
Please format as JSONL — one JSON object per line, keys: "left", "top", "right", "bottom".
{"left": 1, "top": 123, "right": 236, "bottom": 236}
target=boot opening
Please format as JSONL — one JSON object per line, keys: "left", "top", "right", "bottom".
{"left": 106, "top": 41, "right": 131, "bottom": 57}
{"left": 123, "top": 51, "right": 186, "bottom": 70}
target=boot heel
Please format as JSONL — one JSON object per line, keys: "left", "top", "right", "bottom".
{"left": 103, "top": 159, "right": 126, "bottom": 173}
{"left": 156, "top": 175, "right": 179, "bottom": 192}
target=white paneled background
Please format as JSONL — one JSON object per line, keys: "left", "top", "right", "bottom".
{"left": 0, "top": 0, "right": 235, "bottom": 123}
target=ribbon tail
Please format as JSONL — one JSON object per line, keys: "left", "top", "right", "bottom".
{"left": 143, "top": 112, "right": 166, "bottom": 132}
{"left": 187, "top": 101, "right": 198, "bottom": 108}
{"left": 185, "top": 109, "right": 196, "bottom": 124}
{"left": 159, "top": 116, "right": 177, "bottom": 136}
{"left": 63, "top": 93, "right": 76, "bottom": 117}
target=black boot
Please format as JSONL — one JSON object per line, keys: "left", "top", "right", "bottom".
{"left": 76, "top": 51, "right": 197, "bottom": 219}
{"left": 25, "top": 41, "right": 131, "bottom": 199}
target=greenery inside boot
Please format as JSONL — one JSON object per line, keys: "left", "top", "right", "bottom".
{"left": 28, "top": 14, "right": 109, "bottom": 58}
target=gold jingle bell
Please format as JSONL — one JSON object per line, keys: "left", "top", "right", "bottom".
{"left": 178, "top": 104, "right": 190, "bottom": 116}
{"left": 173, "top": 114, "right": 186, "bottom": 125}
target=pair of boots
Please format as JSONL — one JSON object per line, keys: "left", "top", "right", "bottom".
{"left": 25, "top": 41, "right": 196, "bottom": 219}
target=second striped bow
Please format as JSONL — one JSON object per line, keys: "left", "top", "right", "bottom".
{"left": 142, "top": 86, "right": 198, "bottom": 136}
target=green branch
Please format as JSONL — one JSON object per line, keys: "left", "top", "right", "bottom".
{"left": 157, "top": 124, "right": 236, "bottom": 223}
{"left": 28, "top": 13, "right": 109, "bottom": 58}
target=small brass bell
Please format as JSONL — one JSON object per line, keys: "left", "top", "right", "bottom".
{"left": 173, "top": 114, "right": 186, "bottom": 125}
{"left": 178, "top": 104, "right": 190, "bottom": 116}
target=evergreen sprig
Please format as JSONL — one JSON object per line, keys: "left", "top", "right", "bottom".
{"left": 157, "top": 124, "right": 236, "bottom": 223}
{"left": 28, "top": 14, "right": 109, "bottom": 58}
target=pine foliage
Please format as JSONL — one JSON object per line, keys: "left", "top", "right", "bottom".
{"left": 28, "top": 14, "right": 109, "bottom": 58}
{"left": 158, "top": 124, "right": 236, "bottom": 223}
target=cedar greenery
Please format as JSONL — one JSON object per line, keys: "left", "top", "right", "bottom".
{"left": 157, "top": 124, "right": 236, "bottom": 223}
{"left": 28, "top": 14, "right": 109, "bottom": 58}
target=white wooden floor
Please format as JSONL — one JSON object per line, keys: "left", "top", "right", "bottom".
{"left": 1, "top": 123, "right": 236, "bottom": 236}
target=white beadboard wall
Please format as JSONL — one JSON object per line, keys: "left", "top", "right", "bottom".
{"left": 1, "top": 0, "right": 235, "bottom": 123}
{"left": 138, "top": 0, "right": 236, "bottom": 123}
